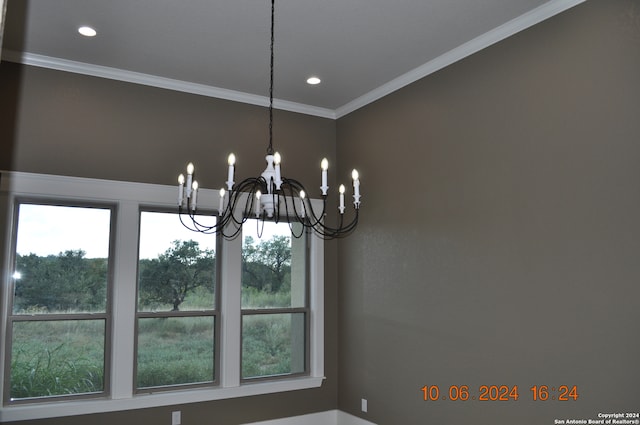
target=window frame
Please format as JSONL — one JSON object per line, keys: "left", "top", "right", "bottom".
{"left": 0, "top": 171, "right": 325, "bottom": 422}
{"left": 134, "top": 207, "right": 222, "bottom": 393}
{"left": 240, "top": 220, "right": 311, "bottom": 382}
{"left": 3, "top": 199, "right": 117, "bottom": 405}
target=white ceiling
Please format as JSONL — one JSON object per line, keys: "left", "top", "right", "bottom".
{"left": 2, "top": 0, "right": 585, "bottom": 118}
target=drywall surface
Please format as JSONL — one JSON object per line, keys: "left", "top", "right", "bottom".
{"left": 336, "top": 0, "right": 640, "bottom": 423}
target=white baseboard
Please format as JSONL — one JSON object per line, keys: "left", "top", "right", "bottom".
{"left": 243, "top": 409, "right": 376, "bottom": 425}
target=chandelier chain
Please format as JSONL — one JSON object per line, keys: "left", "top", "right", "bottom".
{"left": 267, "top": 0, "right": 275, "bottom": 155}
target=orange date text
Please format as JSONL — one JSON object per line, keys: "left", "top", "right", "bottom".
{"left": 421, "top": 385, "right": 579, "bottom": 401}
{"left": 421, "top": 385, "right": 519, "bottom": 401}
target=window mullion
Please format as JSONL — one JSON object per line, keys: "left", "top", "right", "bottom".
{"left": 110, "top": 200, "right": 139, "bottom": 399}
{"left": 309, "top": 205, "right": 325, "bottom": 379}
{"left": 220, "top": 234, "right": 242, "bottom": 387}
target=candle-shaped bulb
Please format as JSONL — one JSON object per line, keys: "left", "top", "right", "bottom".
{"left": 320, "top": 158, "right": 329, "bottom": 195}
{"left": 299, "top": 190, "right": 306, "bottom": 218}
{"left": 338, "top": 184, "right": 345, "bottom": 214}
{"left": 274, "top": 152, "right": 281, "bottom": 165}
{"left": 255, "top": 190, "right": 262, "bottom": 217}
{"left": 352, "top": 169, "right": 361, "bottom": 208}
{"left": 186, "top": 164, "right": 194, "bottom": 198}
{"left": 227, "top": 153, "right": 236, "bottom": 190}
{"left": 219, "top": 188, "right": 226, "bottom": 212}
{"left": 191, "top": 180, "right": 199, "bottom": 211}
{"left": 178, "top": 174, "right": 185, "bottom": 207}
{"left": 339, "top": 184, "right": 345, "bottom": 194}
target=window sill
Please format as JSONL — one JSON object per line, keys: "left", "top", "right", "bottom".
{"left": 0, "top": 376, "right": 325, "bottom": 422}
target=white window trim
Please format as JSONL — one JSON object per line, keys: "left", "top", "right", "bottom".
{"left": 0, "top": 171, "right": 325, "bottom": 422}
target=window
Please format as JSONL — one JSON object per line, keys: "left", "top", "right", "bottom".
{"left": 241, "top": 220, "right": 308, "bottom": 380}
{"left": 136, "top": 210, "right": 219, "bottom": 390}
{"left": 5, "top": 202, "right": 114, "bottom": 403}
{"left": 0, "top": 172, "right": 324, "bottom": 422}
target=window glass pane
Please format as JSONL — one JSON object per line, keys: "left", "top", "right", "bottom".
{"left": 241, "top": 220, "right": 306, "bottom": 309}
{"left": 137, "top": 316, "right": 215, "bottom": 388}
{"left": 242, "top": 313, "right": 306, "bottom": 379}
{"left": 10, "top": 320, "right": 105, "bottom": 400}
{"left": 138, "top": 211, "right": 216, "bottom": 312}
{"left": 13, "top": 204, "right": 111, "bottom": 314}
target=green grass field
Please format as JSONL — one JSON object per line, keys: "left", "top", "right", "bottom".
{"left": 10, "top": 291, "right": 300, "bottom": 399}
{"left": 10, "top": 320, "right": 105, "bottom": 399}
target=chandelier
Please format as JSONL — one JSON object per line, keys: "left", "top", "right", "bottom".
{"left": 176, "top": 0, "right": 361, "bottom": 239}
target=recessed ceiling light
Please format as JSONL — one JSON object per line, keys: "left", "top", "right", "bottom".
{"left": 306, "top": 76, "right": 321, "bottom": 85}
{"left": 78, "top": 26, "right": 97, "bottom": 37}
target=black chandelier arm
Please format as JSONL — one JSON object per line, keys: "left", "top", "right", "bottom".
{"left": 179, "top": 203, "right": 239, "bottom": 236}
{"left": 179, "top": 174, "right": 359, "bottom": 240}
{"left": 221, "top": 177, "right": 268, "bottom": 238}
{"left": 178, "top": 177, "right": 267, "bottom": 239}
{"left": 277, "top": 177, "right": 360, "bottom": 239}
{"left": 179, "top": 207, "right": 220, "bottom": 234}
{"left": 304, "top": 198, "right": 359, "bottom": 239}
{"left": 228, "top": 177, "right": 268, "bottom": 223}
{"left": 273, "top": 183, "right": 308, "bottom": 239}
{"left": 277, "top": 177, "right": 326, "bottom": 228}
{"left": 306, "top": 207, "right": 359, "bottom": 240}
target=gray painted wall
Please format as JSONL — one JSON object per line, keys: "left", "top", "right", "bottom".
{"left": 2, "top": 0, "right": 640, "bottom": 424}
{"left": 0, "top": 63, "right": 339, "bottom": 424}
{"left": 336, "top": 0, "right": 640, "bottom": 423}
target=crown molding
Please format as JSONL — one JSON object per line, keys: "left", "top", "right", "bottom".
{"left": 334, "top": 0, "right": 586, "bottom": 118}
{"left": 0, "top": 50, "right": 336, "bottom": 119}
{"left": 1, "top": 0, "right": 584, "bottom": 121}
